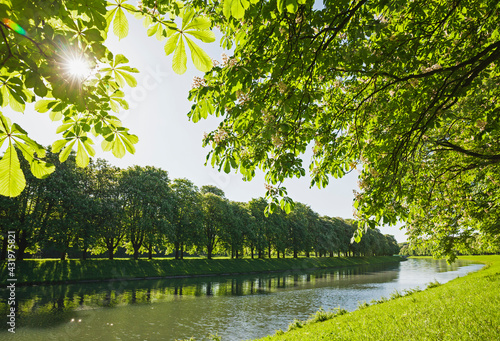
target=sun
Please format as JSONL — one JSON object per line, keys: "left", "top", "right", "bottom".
{"left": 64, "top": 55, "right": 91, "bottom": 81}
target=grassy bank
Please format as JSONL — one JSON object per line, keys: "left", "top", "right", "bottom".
{"left": 256, "top": 255, "right": 500, "bottom": 341}
{"left": 0, "top": 256, "right": 403, "bottom": 286}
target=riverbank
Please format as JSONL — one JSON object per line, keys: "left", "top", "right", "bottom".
{"left": 0, "top": 256, "right": 404, "bottom": 286}
{"left": 256, "top": 255, "right": 500, "bottom": 341}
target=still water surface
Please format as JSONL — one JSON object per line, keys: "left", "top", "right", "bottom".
{"left": 1, "top": 258, "right": 483, "bottom": 340}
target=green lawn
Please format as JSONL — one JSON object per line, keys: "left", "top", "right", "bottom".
{"left": 255, "top": 255, "right": 500, "bottom": 341}
{"left": 0, "top": 256, "right": 403, "bottom": 285}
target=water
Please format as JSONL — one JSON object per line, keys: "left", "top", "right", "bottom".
{"left": 0, "top": 258, "right": 483, "bottom": 340}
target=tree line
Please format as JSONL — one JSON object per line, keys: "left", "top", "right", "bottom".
{"left": 0, "top": 151, "right": 400, "bottom": 261}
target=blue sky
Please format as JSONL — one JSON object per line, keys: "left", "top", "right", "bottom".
{"left": 6, "top": 13, "right": 407, "bottom": 242}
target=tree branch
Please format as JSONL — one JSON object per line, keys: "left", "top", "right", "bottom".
{"left": 0, "top": 26, "right": 13, "bottom": 67}
{"left": 435, "top": 140, "right": 500, "bottom": 162}
{"left": 0, "top": 21, "right": 48, "bottom": 58}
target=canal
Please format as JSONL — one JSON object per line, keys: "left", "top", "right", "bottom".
{"left": 0, "top": 258, "right": 483, "bottom": 340}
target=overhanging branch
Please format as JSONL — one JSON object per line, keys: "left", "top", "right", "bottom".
{"left": 435, "top": 140, "right": 500, "bottom": 162}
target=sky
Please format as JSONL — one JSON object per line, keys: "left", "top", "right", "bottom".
{"left": 5, "top": 12, "right": 407, "bottom": 242}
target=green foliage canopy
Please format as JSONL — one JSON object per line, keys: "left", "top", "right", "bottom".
{"left": 187, "top": 0, "right": 500, "bottom": 260}
{"left": 0, "top": 0, "right": 214, "bottom": 197}
{"left": 119, "top": 165, "right": 173, "bottom": 259}
{"left": 2, "top": 0, "right": 499, "bottom": 260}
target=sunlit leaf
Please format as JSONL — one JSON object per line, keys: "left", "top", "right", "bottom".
{"left": 34, "top": 99, "right": 57, "bottom": 113}
{"left": 83, "top": 138, "right": 96, "bottom": 157}
{"left": 117, "top": 70, "right": 137, "bottom": 87}
{"left": 164, "top": 33, "right": 180, "bottom": 55}
{"left": 223, "top": 158, "right": 231, "bottom": 173}
{"left": 185, "top": 30, "right": 215, "bottom": 43}
{"left": 223, "top": 0, "right": 232, "bottom": 18}
{"left": 181, "top": 8, "right": 196, "bottom": 30}
{"left": 172, "top": 37, "right": 187, "bottom": 74}
{"left": 114, "top": 54, "right": 129, "bottom": 66}
{"left": 185, "top": 36, "right": 212, "bottom": 72}
{"left": 9, "top": 92, "right": 25, "bottom": 112}
{"left": 49, "top": 110, "right": 63, "bottom": 121}
{"left": 11, "top": 129, "right": 46, "bottom": 159}
{"left": 286, "top": 0, "right": 298, "bottom": 13}
{"left": 102, "top": 138, "right": 113, "bottom": 152}
{"left": 30, "top": 160, "right": 55, "bottom": 179}
{"left": 0, "top": 142, "right": 25, "bottom": 197}
{"left": 113, "top": 7, "right": 129, "bottom": 40}
{"left": 59, "top": 140, "right": 76, "bottom": 162}
{"left": 76, "top": 140, "right": 90, "bottom": 167}
{"left": 117, "top": 65, "right": 139, "bottom": 73}
{"left": 231, "top": 0, "right": 249, "bottom": 19}
{"left": 121, "top": 133, "right": 138, "bottom": 154}
{"left": 112, "top": 138, "right": 126, "bottom": 158}
{"left": 147, "top": 23, "right": 159, "bottom": 37}
{"left": 184, "top": 17, "right": 211, "bottom": 31}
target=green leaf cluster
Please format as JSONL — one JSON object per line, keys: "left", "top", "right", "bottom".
{"left": 164, "top": 8, "right": 215, "bottom": 74}
{"left": 187, "top": 0, "right": 500, "bottom": 259}
{"left": 0, "top": 0, "right": 217, "bottom": 197}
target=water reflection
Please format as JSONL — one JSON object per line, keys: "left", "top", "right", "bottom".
{"left": 0, "top": 259, "right": 483, "bottom": 341}
{"left": 1, "top": 263, "right": 396, "bottom": 329}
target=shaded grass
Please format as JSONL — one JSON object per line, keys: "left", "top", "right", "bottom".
{"left": 0, "top": 256, "right": 404, "bottom": 285}
{"left": 256, "top": 255, "right": 500, "bottom": 341}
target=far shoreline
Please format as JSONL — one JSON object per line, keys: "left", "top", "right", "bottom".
{"left": 0, "top": 256, "right": 406, "bottom": 287}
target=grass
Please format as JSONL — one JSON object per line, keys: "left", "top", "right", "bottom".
{"left": 256, "top": 255, "right": 500, "bottom": 341}
{"left": 0, "top": 256, "right": 404, "bottom": 285}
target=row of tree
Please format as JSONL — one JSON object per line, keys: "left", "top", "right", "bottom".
{"left": 0, "top": 151, "right": 400, "bottom": 261}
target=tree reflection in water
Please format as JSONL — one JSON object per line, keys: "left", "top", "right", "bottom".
{"left": 1, "top": 262, "right": 401, "bottom": 329}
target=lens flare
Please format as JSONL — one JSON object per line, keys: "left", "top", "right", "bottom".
{"left": 65, "top": 55, "right": 91, "bottom": 80}
{"left": 2, "top": 18, "right": 26, "bottom": 36}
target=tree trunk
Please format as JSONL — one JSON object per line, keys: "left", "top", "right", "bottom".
{"left": 148, "top": 244, "right": 153, "bottom": 260}
{"left": 133, "top": 248, "right": 140, "bottom": 260}
{"left": 258, "top": 250, "right": 262, "bottom": 258}
{"left": 60, "top": 251, "right": 66, "bottom": 261}
{"left": 180, "top": 243, "right": 184, "bottom": 259}
{"left": 16, "top": 233, "right": 29, "bottom": 261}
{"left": 207, "top": 244, "right": 212, "bottom": 259}
{"left": 175, "top": 243, "right": 179, "bottom": 260}
{"left": 235, "top": 249, "right": 239, "bottom": 259}
{"left": 82, "top": 248, "right": 88, "bottom": 260}
{"left": 268, "top": 245, "right": 272, "bottom": 258}
{"left": 293, "top": 249, "right": 298, "bottom": 258}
